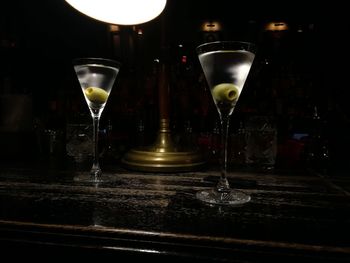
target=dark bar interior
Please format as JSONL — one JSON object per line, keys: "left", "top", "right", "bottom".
{"left": 1, "top": 0, "right": 349, "bottom": 261}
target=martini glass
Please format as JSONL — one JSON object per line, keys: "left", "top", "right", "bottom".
{"left": 73, "top": 58, "right": 121, "bottom": 182}
{"left": 196, "top": 41, "right": 256, "bottom": 205}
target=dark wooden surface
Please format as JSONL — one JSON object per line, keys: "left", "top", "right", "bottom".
{"left": 0, "top": 163, "right": 349, "bottom": 262}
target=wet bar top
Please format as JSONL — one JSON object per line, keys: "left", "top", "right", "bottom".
{"left": 0, "top": 164, "right": 349, "bottom": 262}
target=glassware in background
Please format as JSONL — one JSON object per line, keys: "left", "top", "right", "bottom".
{"left": 100, "top": 119, "right": 121, "bottom": 164}
{"left": 230, "top": 121, "right": 247, "bottom": 167}
{"left": 245, "top": 116, "right": 277, "bottom": 171}
{"left": 210, "top": 120, "right": 221, "bottom": 163}
{"left": 73, "top": 58, "right": 121, "bottom": 182}
{"left": 196, "top": 41, "right": 256, "bottom": 205}
{"left": 66, "top": 122, "right": 93, "bottom": 163}
{"left": 38, "top": 129, "right": 65, "bottom": 167}
{"left": 135, "top": 119, "right": 146, "bottom": 148}
{"left": 304, "top": 106, "right": 330, "bottom": 174}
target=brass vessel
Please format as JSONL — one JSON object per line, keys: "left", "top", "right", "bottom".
{"left": 122, "top": 63, "right": 205, "bottom": 172}
{"left": 122, "top": 119, "right": 205, "bottom": 172}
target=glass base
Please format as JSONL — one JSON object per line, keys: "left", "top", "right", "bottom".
{"left": 196, "top": 188, "right": 251, "bottom": 205}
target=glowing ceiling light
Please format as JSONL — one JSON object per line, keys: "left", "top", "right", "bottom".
{"left": 201, "top": 21, "right": 222, "bottom": 32}
{"left": 65, "top": 0, "right": 167, "bottom": 25}
{"left": 265, "top": 22, "right": 289, "bottom": 31}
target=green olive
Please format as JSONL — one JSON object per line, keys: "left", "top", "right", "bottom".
{"left": 85, "top": 87, "right": 108, "bottom": 103}
{"left": 212, "top": 83, "right": 239, "bottom": 102}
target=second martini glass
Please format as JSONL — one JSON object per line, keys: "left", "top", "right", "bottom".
{"left": 196, "top": 41, "right": 256, "bottom": 205}
{"left": 73, "top": 58, "right": 121, "bottom": 182}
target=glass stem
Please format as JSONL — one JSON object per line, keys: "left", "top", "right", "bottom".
{"left": 91, "top": 115, "right": 101, "bottom": 180}
{"left": 217, "top": 114, "right": 231, "bottom": 192}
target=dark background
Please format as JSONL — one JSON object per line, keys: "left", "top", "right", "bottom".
{"left": 1, "top": 0, "right": 349, "bottom": 173}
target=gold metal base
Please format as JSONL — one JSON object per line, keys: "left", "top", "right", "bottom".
{"left": 122, "top": 119, "right": 206, "bottom": 172}
{"left": 122, "top": 148, "right": 205, "bottom": 172}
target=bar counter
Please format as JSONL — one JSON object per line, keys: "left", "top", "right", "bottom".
{"left": 0, "top": 163, "right": 349, "bottom": 262}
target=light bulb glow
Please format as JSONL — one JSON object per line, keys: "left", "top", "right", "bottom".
{"left": 65, "top": 0, "right": 167, "bottom": 25}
